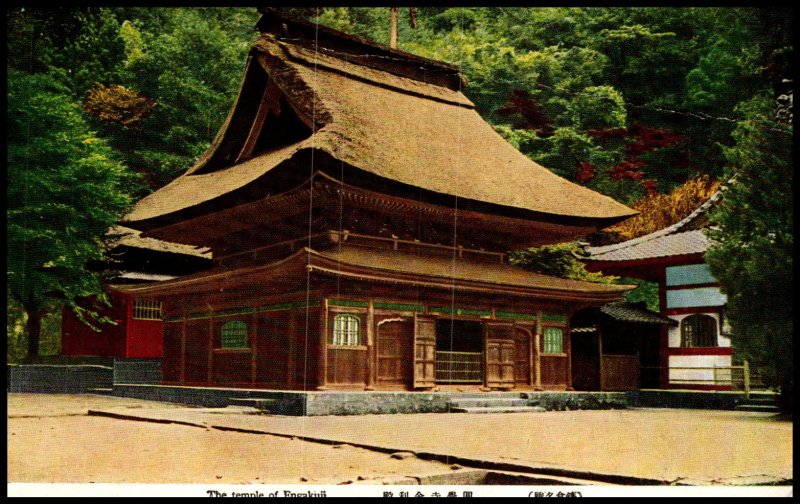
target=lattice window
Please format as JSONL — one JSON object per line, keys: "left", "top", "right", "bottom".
{"left": 543, "top": 327, "right": 564, "bottom": 354}
{"left": 220, "top": 320, "right": 248, "bottom": 349}
{"left": 132, "top": 299, "right": 162, "bottom": 320}
{"left": 332, "top": 314, "right": 361, "bottom": 346}
{"left": 681, "top": 314, "right": 718, "bottom": 348}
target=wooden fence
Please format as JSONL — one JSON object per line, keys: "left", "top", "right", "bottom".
{"left": 643, "top": 360, "right": 765, "bottom": 398}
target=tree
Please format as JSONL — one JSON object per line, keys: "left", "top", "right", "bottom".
{"left": 509, "top": 243, "right": 658, "bottom": 310}
{"left": 7, "top": 7, "right": 126, "bottom": 99}
{"left": 509, "top": 242, "right": 617, "bottom": 284}
{"left": 97, "top": 8, "right": 257, "bottom": 190}
{"left": 705, "top": 93, "right": 793, "bottom": 412}
{"left": 599, "top": 175, "right": 722, "bottom": 243}
{"left": 7, "top": 70, "right": 138, "bottom": 360}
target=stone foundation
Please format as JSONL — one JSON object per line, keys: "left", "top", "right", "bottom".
{"left": 8, "top": 364, "right": 113, "bottom": 393}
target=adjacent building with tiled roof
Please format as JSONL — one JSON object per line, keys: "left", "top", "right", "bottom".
{"left": 583, "top": 188, "right": 734, "bottom": 390}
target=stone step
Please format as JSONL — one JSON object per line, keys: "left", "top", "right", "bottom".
{"left": 734, "top": 404, "right": 780, "bottom": 413}
{"left": 227, "top": 398, "right": 278, "bottom": 409}
{"left": 448, "top": 398, "right": 531, "bottom": 408}
{"left": 87, "top": 387, "right": 115, "bottom": 395}
{"left": 743, "top": 397, "right": 778, "bottom": 405}
{"left": 450, "top": 405, "right": 547, "bottom": 414}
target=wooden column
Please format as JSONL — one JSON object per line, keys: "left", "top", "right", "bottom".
{"left": 250, "top": 312, "right": 258, "bottom": 386}
{"left": 286, "top": 312, "right": 297, "bottom": 389}
{"left": 565, "top": 315, "right": 574, "bottom": 391}
{"left": 598, "top": 329, "right": 605, "bottom": 391}
{"left": 316, "top": 299, "right": 329, "bottom": 390}
{"left": 179, "top": 310, "right": 187, "bottom": 384}
{"left": 365, "top": 301, "right": 375, "bottom": 390}
{"left": 528, "top": 323, "right": 535, "bottom": 388}
{"left": 207, "top": 316, "right": 214, "bottom": 385}
{"left": 534, "top": 310, "right": 542, "bottom": 390}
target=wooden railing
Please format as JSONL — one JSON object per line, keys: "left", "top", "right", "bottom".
{"left": 643, "top": 360, "right": 764, "bottom": 398}
{"left": 435, "top": 351, "right": 483, "bottom": 383}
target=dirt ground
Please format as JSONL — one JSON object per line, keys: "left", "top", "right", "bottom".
{"left": 7, "top": 393, "right": 793, "bottom": 488}
{"left": 7, "top": 394, "right": 456, "bottom": 485}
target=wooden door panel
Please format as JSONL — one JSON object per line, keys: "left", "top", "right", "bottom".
{"left": 377, "top": 319, "right": 412, "bottom": 385}
{"left": 485, "top": 322, "right": 515, "bottom": 389}
{"left": 513, "top": 328, "right": 531, "bottom": 386}
{"left": 485, "top": 340, "right": 515, "bottom": 389}
{"left": 500, "top": 342, "right": 515, "bottom": 383}
{"left": 413, "top": 315, "right": 436, "bottom": 388}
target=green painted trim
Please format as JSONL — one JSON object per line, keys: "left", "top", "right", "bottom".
{"left": 542, "top": 314, "right": 568, "bottom": 323}
{"left": 170, "top": 300, "right": 321, "bottom": 322}
{"left": 430, "top": 306, "right": 492, "bottom": 317}
{"left": 373, "top": 302, "right": 425, "bottom": 312}
{"left": 328, "top": 299, "right": 369, "bottom": 308}
{"left": 253, "top": 299, "right": 320, "bottom": 312}
{"left": 215, "top": 307, "right": 256, "bottom": 317}
{"left": 496, "top": 311, "right": 537, "bottom": 321}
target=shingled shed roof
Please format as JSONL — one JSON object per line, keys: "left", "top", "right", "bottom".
{"left": 584, "top": 188, "right": 723, "bottom": 263}
{"left": 599, "top": 302, "right": 677, "bottom": 325}
{"left": 123, "top": 10, "right": 636, "bottom": 229}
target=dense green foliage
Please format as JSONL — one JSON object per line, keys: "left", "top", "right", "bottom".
{"left": 312, "top": 7, "right": 791, "bottom": 204}
{"left": 509, "top": 243, "right": 617, "bottom": 285}
{"left": 706, "top": 93, "right": 793, "bottom": 407}
{"left": 6, "top": 7, "right": 792, "bottom": 374}
{"left": 7, "top": 69, "right": 138, "bottom": 358}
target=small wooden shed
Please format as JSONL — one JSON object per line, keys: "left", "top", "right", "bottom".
{"left": 570, "top": 302, "right": 677, "bottom": 391}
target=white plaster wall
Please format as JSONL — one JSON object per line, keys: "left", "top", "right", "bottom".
{"left": 667, "top": 312, "right": 731, "bottom": 348}
{"left": 668, "top": 354, "right": 733, "bottom": 385}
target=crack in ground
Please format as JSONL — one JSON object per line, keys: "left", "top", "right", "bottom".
{"left": 8, "top": 414, "right": 88, "bottom": 419}
{"left": 85, "top": 409, "right": 668, "bottom": 486}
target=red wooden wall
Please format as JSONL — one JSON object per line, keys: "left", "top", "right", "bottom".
{"left": 61, "top": 291, "right": 164, "bottom": 358}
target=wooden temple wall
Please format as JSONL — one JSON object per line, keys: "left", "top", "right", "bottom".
{"left": 155, "top": 283, "right": 576, "bottom": 391}
{"left": 159, "top": 293, "right": 323, "bottom": 389}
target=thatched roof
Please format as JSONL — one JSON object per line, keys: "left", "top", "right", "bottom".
{"left": 123, "top": 10, "right": 635, "bottom": 230}
{"left": 109, "top": 226, "right": 211, "bottom": 258}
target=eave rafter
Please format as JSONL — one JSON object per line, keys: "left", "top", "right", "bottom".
{"left": 141, "top": 171, "right": 596, "bottom": 250}
{"left": 116, "top": 246, "right": 630, "bottom": 306}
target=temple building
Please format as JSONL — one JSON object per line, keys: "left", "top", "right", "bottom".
{"left": 583, "top": 190, "right": 735, "bottom": 390}
{"left": 116, "top": 9, "right": 637, "bottom": 392}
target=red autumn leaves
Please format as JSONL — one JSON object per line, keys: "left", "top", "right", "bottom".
{"left": 579, "top": 124, "right": 683, "bottom": 195}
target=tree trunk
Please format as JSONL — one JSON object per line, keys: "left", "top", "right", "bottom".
{"left": 390, "top": 7, "right": 398, "bottom": 48}
{"left": 23, "top": 304, "right": 43, "bottom": 362}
